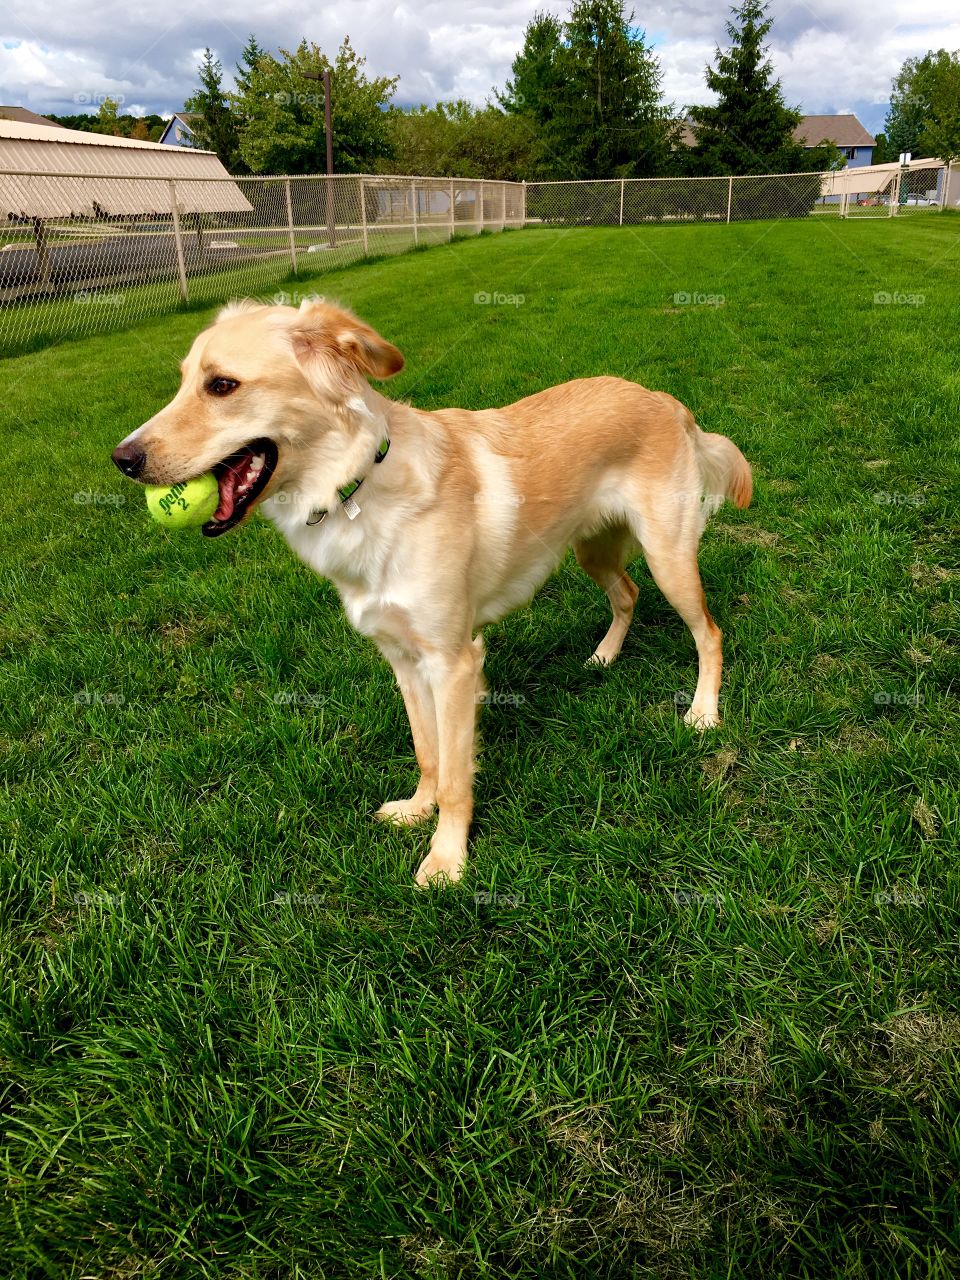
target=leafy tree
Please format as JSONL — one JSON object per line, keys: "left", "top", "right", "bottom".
{"left": 381, "top": 101, "right": 538, "bottom": 179}
{"left": 886, "top": 49, "right": 960, "bottom": 163}
{"left": 46, "top": 110, "right": 166, "bottom": 138}
{"left": 93, "top": 97, "right": 122, "bottom": 136}
{"left": 184, "top": 48, "right": 242, "bottom": 170}
{"left": 686, "top": 0, "right": 812, "bottom": 175}
{"left": 498, "top": 0, "right": 678, "bottom": 179}
{"left": 886, "top": 58, "right": 933, "bottom": 157}
{"left": 129, "top": 118, "right": 150, "bottom": 141}
{"left": 234, "top": 38, "right": 397, "bottom": 175}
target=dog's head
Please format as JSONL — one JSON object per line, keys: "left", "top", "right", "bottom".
{"left": 111, "top": 298, "right": 404, "bottom": 536}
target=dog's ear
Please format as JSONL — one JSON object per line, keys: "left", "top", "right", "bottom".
{"left": 287, "top": 301, "right": 404, "bottom": 398}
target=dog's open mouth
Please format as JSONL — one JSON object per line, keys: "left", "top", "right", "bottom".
{"left": 202, "top": 438, "right": 279, "bottom": 538}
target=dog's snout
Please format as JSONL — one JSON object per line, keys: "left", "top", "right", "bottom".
{"left": 112, "top": 442, "right": 147, "bottom": 479}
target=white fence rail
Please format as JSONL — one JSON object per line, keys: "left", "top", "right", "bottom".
{"left": 0, "top": 163, "right": 950, "bottom": 352}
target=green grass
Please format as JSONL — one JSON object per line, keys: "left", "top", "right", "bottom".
{"left": 2, "top": 217, "right": 959, "bottom": 1278}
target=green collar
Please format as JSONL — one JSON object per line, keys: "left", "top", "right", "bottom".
{"left": 306, "top": 437, "right": 390, "bottom": 527}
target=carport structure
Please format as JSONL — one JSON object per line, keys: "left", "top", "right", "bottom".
{"left": 0, "top": 119, "right": 251, "bottom": 297}
{"left": 819, "top": 156, "right": 947, "bottom": 215}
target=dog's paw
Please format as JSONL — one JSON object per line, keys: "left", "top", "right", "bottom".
{"left": 375, "top": 796, "right": 436, "bottom": 826}
{"left": 414, "top": 845, "right": 466, "bottom": 888}
{"left": 683, "top": 706, "right": 720, "bottom": 730}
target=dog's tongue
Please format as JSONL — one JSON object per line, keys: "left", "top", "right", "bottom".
{"left": 213, "top": 452, "right": 263, "bottom": 522}
{"left": 213, "top": 461, "right": 244, "bottom": 522}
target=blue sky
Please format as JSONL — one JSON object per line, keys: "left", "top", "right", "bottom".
{"left": 1, "top": 0, "right": 957, "bottom": 138}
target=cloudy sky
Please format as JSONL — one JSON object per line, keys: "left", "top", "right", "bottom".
{"left": 2, "top": 0, "right": 958, "bottom": 135}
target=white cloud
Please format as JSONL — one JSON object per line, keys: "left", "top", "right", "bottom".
{"left": 1, "top": 0, "right": 958, "bottom": 138}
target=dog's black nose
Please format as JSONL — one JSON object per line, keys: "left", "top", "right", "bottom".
{"left": 112, "top": 442, "right": 146, "bottom": 478}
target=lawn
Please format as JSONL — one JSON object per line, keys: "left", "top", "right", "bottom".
{"left": 1, "top": 216, "right": 959, "bottom": 1278}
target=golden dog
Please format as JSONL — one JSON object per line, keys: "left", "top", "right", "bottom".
{"left": 113, "top": 299, "right": 752, "bottom": 885}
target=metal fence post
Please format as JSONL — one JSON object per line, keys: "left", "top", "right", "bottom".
{"left": 168, "top": 179, "right": 188, "bottom": 302}
{"left": 479, "top": 180, "right": 485, "bottom": 230}
{"left": 360, "top": 177, "right": 369, "bottom": 255}
{"left": 522, "top": 180, "right": 527, "bottom": 227}
{"left": 284, "top": 178, "right": 298, "bottom": 275}
{"left": 411, "top": 180, "right": 419, "bottom": 245}
{"left": 619, "top": 178, "right": 625, "bottom": 226}
{"left": 449, "top": 181, "right": 455, "bottom": 239}
{"left": 501, "top": 181, "right": 507, "bottom": 229}
{"left": 726, "top": 175, "right": 733, "bottom": 224}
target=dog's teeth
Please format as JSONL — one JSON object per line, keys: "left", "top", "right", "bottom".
{"left": 250, "top": 456, "right": 264, "bottom": 473}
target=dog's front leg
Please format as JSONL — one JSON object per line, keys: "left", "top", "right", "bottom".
{"left": 414, "top": 638, "right": 484, "bottom": 887}
{"left": 375, "top": 653, "right": 438, "bottom": 826}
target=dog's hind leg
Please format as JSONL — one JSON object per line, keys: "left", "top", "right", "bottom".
{"left": 574, "top": 525, "right": 639, "bottom": 667}
{"left": 633, "top": 513, "right": 723, "bottom": 729}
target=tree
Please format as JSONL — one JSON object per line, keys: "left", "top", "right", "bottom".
{"left": 686, "top": 0, "right": 812, "bottom": 175}
{"left": 497, "top": 12, "right": 564, "bottom": 125}
{"left": 234, "top": 38, "right": 397, "bottom": 175}
{"left": 129, "top": 118, "right": 150, "bottom": 141}
{"left": 872, "top": 131, "right": 896, "bottom": 165}
{"left": 235, "top": 34, "right": 267, "bottom": 98}
{"left": 184, "top": 48, "right": 242, "bottom": 170}
{"left": 887, "top": 49, "right": 960, "bottom": 163}
{"left": 498, "top": 0, "right": 678, "bottom": 179}
{"left": 93, "top": 97, "right": 122, "bottom": 136}
{"left": 381, "top": 101, "right": 538, "bottom": 179}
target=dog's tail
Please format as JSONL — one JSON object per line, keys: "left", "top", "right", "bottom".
{"left": 694, "top": 425, "right": 753, "bottom": 511}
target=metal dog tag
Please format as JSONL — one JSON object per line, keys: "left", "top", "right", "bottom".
{"left": 343, "top": 496, "right": 361, "bottom": 520}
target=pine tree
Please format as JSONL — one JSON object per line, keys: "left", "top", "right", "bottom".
{"left": 687, "top": 0, "right": 810, "bottom": 175}
{"left": 235, "top": 35, "right": 267, "bottom": 99}
{"left": 498, "top": 0, "right": 677, "bottom": 179}
{"left": 184, "top": 48, "right": 241, "bottom": 171}
{"left": 497, "top": 13, "right": 564, "bottom": 125}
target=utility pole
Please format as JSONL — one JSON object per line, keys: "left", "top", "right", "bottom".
{"left": 304, "top": 68, "right": 336, "bottom": 248}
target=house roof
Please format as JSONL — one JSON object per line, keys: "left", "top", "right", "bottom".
{"left": 0, "top": 105, "right": 64, "bottom": 128}
{"left": 0, "top": 118, "right": 251, "bottom": 217}
{"left": 158, "top": 112, "right": 198, "bottom": 144}
{"left": 794, "top": 114, "right": 875, "bottom": 148}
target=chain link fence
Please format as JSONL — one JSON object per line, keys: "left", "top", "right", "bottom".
{"left": 0, "top": 173, "right": 525, "bottom": 352}
{"left": 0, "top": 163, "right": 949, "bottom": 353}
{"left": 525, "top": 164, "right": 948, "bottom": 226}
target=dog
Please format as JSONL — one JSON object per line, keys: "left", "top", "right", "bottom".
{"left": 112, "top": 298, "right": 752, "bottom": 886}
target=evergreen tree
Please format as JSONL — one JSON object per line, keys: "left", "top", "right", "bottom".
{"left": 235, "top": 34, "right": 267, "bottom": 98}
{"left": 687, "top": 0, "right": 811, "bottom": 175}
{"left": 497, "top": 13, "right": 564, "bottom": 126}
{"left": 184, "top": 48, "right": 242, "bottom": 170}
{"left": 498, "top": 0, "right": 677, "bottom": 179}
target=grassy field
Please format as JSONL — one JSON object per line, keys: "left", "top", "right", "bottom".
{"left": 2, "top": 216, "right": 959, "bottom": 1278}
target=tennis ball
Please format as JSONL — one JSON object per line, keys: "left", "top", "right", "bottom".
{"left": 145, "top": 473, "right": 219, "bottom": 529}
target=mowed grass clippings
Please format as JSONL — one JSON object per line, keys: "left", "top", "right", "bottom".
{"left": 1, "top": 216, "right": 959, "bottom": 1278}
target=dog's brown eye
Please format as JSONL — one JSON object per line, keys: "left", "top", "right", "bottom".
{"left": 208, "top": 377, "right": 239, "bottom": 397}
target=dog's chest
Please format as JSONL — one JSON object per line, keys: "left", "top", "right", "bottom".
{"left": 263, "top": 497, "right": 426, "bottom": 649}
